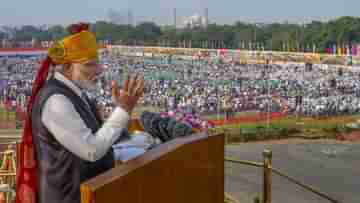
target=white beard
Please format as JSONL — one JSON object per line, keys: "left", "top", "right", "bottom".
{"left": 73, "top": 80, "right": 98, "bottom": 92}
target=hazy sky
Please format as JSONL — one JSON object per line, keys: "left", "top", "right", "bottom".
{"left": 0, "top": 0, "right": 354, "bottom": 26}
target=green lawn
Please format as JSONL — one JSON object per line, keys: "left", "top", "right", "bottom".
{"left": 210, "top": 115, "right": 360, "bottom": 142}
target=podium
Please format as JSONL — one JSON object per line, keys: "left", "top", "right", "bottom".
{"left": 81, "top": 133, "right": 224, "bottom": 203}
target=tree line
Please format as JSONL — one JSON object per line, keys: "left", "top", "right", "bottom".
{"left": 1, "top": 16, "right": 359, "bottom": 52}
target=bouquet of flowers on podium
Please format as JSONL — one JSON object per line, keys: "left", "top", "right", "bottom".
{"left": 160, "top": 107, "right": 215, "bottom": 131}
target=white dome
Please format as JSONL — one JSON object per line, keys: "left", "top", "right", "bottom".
{"left": 190, "top": 14, "right": 201, "bottom": 21}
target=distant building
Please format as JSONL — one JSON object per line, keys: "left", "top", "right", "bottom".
{"left": 181, "top": 14, "right": 208, "bottom": 29}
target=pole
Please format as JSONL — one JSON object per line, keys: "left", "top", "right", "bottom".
{"left": 263, "top": 150, "right": 272, "bottom": 203}
{"left": 266, "top": 59, "right": 271, "bottom": 134}
{"left": 217, "top": 87, "right": 220, "bottom": 120}
{"left": 173, "top": 8, "right": 177, "bottom": 30}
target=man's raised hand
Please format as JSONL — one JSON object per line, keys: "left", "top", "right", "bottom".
{"left": 111, "top": 74, "right": 144, "bottom": 115}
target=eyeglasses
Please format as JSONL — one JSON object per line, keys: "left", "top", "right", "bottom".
{"left": 82, "top": 60, "right": 99, "bottom": 67}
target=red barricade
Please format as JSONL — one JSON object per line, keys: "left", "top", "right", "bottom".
{"left": 209, "top": 112, "right": 285, "bottom": 126}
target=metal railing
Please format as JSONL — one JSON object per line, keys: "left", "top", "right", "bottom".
{"left": 225, "top": 150, "right": 341, "bottom": 203}
{"left": 0, "top": 143, "right": 17, "bottom": 203}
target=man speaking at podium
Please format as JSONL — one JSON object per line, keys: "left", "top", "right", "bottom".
{"left": 16, "top": 23, "right": 144, "bottom": 203}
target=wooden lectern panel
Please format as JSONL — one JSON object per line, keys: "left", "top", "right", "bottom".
{"left": 81, "top": 133, "right": 224, "bottom": 203}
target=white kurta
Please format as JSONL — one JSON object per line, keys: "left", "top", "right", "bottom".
{"left": 41, "top": 72, "right": 152, "bottom": 163}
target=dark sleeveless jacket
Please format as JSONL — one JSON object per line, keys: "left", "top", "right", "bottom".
{"left": 31, "top": 77, "right": 114, "bottom": 203}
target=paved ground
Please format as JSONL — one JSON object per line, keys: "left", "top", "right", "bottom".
{"left": 2, "top": 131, "right": 359, "bottom": 202}
{"left": 225, "top": 139, "right": 360, "bottom": 203}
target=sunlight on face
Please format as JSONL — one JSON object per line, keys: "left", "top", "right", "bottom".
{"left": 72, "top": 59, "right": 103, "bottom": 91}
{"left": 79, "top": 59, "right": 103, "bottom": 81}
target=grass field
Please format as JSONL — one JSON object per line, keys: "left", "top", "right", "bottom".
{"left": 210, "top": 115, "right": 360, "bottom": 142}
